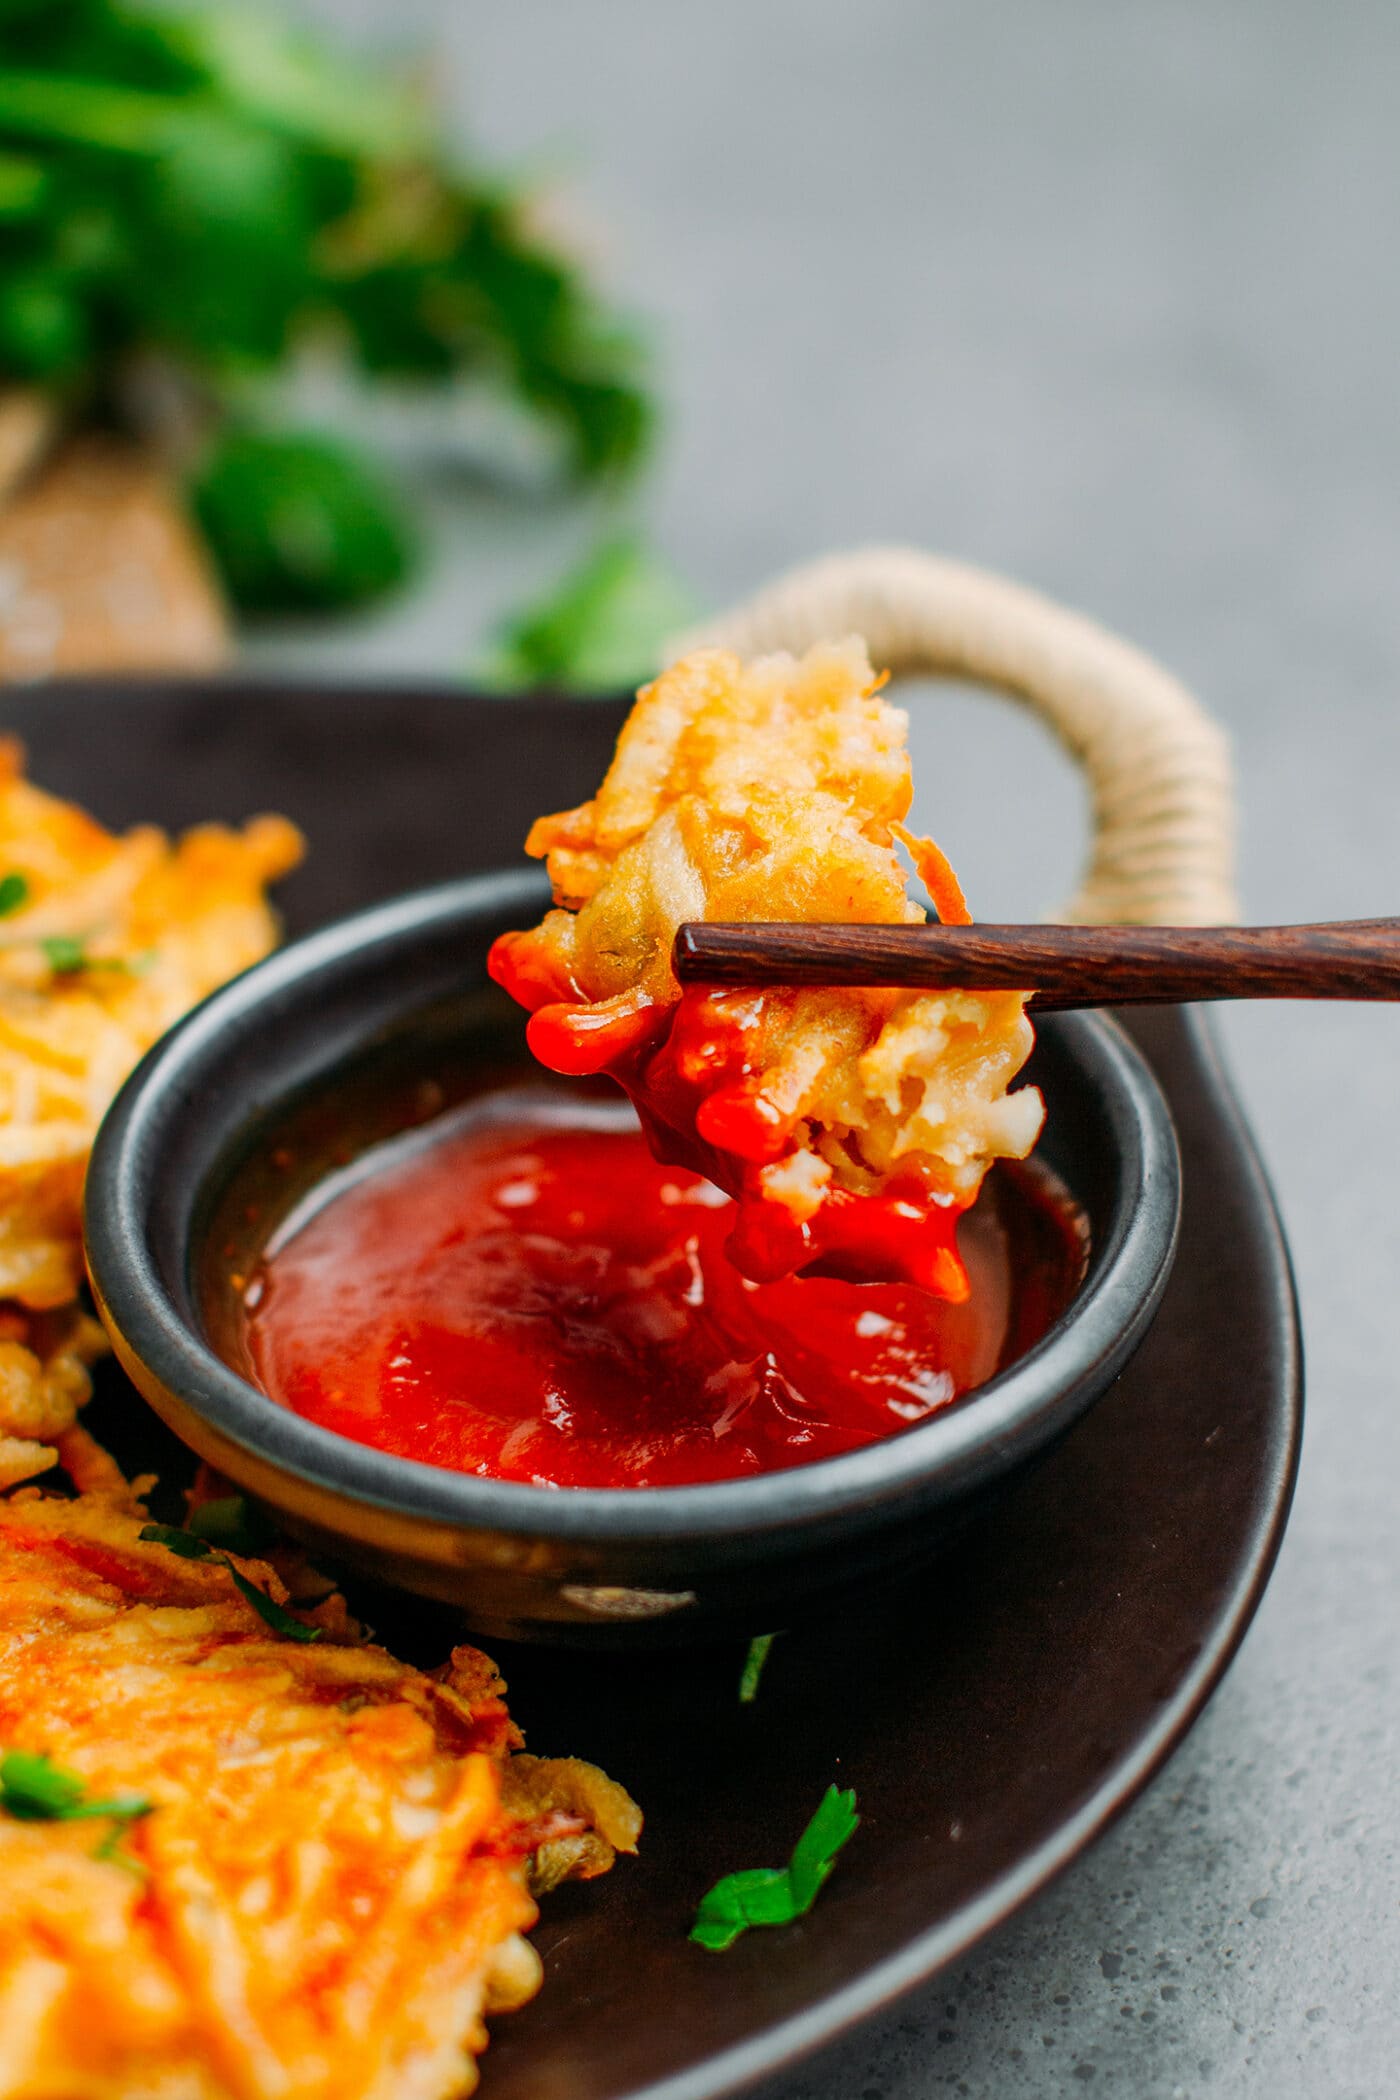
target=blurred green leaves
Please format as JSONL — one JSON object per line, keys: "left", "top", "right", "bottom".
{"left": 477, "top": 533, "right": 697, "bottom": 695}
{"left": 0, "top": 2, "right": 655, "bottom": 613}
{"left": 0, "top": 151, "right": 46, "bottom": 215}
{"left": 160, "top": 12, "right": 423, "bottom": 160}
{"left": 189, "top": 429, "right": 414, "bottom": 614}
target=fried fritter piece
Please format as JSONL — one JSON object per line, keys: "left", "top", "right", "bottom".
{"left": 0, "top": 1487, "right": 638, "bottom": 2100}
{"left": 0, "top": 742, "right": 301, "bottom": 1485}
{"left": 0, "top": 1304, "right": 109, "bottom": 1490}
{"left": 501, "top": 1755, "right": 646, "bottom": 1896}
{"left": 490, "top": 640, "right": 1044, "bottom": 1296}
{"left": 0, "top": 738, "right": 302, "bottom": 1318}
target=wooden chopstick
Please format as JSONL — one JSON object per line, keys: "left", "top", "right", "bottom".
{"left": 672, "top": 919, "right": 1400, "bottom": 1010}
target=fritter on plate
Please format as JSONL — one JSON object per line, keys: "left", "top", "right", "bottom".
{"left": 0, "top": 741, "right": 302, "bottom": 1486}
{"left": 0, "top": 1481, "right": 638, "bottom": 2100}
{"left": 490, "top": 639, "right": 1044, "bottom": 1296}
{"left": 0, "top": 745, "right": 640, "bottom": 2100}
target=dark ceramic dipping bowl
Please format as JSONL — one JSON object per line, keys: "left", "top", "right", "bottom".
{"left": 85, "top": 869, "right": 1180, "bottom": 1646}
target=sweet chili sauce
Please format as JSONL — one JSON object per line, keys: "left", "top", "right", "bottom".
{"left": 244, "top": 1087, "right": 1087, "bottom": 1492}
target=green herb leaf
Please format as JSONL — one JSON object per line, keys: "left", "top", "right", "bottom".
{"left": 137, "top": 1522, "right": 215, "bottom": 1561}
{"left": 0, "top": 1748, "right": 85, "bottom": 1818}
{"left": 77, "top": 1788, "right": 154, "bottom": 1823}
{"left": 225, "top": 1563, "right": 321, "bottom": 1642}
{"left": 476, "top": 533, "right": 696, "bottom": 696}
{"left": 452, "top": 200, "right": 653, "bottom": 479}
{"left": 187, "top": 1494, "right": 275, "bottom": 1555}
{"left": 0, "top": 1748, "right": 152, "bottom": 1827}
{"left": 91, "top": 1820, "right": 149, "bottom": 1875}
{"left": 739, "top": 1632, "right": 776, "bottom": 1704}
{"left": 190, "top": 429, "right": 414, "bottom": 614}
{"left": 0, "top": 72, "right": 192, "bottom": 158}
{"left": 0, "top": 271, "right": 87, "bottom": 379}
{"left": 139, "top": 1521, "right": 320, "bottom": 1642}
{"left": 39, "top": 935, "right": 147, "bottom": 977}
{"left": 161, "top": 12, "right": 425, "bottom": 160}
{"left": 690, "top": 1785, "right": 859, "bottom": 1951}
{"left": 0, "top": 152, "right": 45, "bottom": 217}
{"left": 786, "top": 1782, "right": 860, "bottom": 1912}
{"left": 0, "top": 872, "right": 29, "bottom": 916}
{"left": 40, "top": 934, "right": 88, "bottom": 974}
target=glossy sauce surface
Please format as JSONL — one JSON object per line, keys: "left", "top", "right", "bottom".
{"left": 246, "top": 1089, "right": 1086, "bottom": 1490}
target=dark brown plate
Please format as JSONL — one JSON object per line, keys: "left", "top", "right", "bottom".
{"left": 8, "top": 681, "right": 1301, "bottom": 2100}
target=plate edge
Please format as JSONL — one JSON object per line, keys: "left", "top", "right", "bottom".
{"left": 603, "top": 1004, "right": 1303, "bottom": 2100}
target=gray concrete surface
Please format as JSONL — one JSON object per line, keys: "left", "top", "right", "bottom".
{"left": 266, "top": 6, "right": 1400, "bottom": 2093}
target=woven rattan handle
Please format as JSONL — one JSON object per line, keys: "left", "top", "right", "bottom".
{"left": 681, "top": 546, "right": 1238, "bottom": 926}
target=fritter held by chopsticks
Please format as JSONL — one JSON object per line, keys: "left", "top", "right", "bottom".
{"left": 0, "top": 1481, "right": 639, "bottom": 2100}
{"left": 490, "top": 640, "right": 1045, "bottom": 1297}
{"left": 0, "top": 738, "right": 302, "bottom": 1488}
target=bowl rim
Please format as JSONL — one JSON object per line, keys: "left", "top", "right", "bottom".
{"left": 85, "top": 873, "right": 1181, "bottom": 1545}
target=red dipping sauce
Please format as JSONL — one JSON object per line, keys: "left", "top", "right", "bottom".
{"left": 245, "top": 1089, "right": 1086, "bottom": 1491}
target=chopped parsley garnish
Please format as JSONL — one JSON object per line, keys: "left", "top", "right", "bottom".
{"left": 224, "top": 1563, "right": 321, "bottom": 1641}
{"left": 41, "top": 934, "right": 89, "bottom": 974}
{"left": 138, "top": 1523, "right": 321, "bottom": 1643}
{"left": 137, "top": 1521, "right": 211, "bottom": 1560}
{"left": 0, "top": 871, "right": 28, "bottom": 916}
{"left": 38, "top": 936, "right": 155, "bottom": 978}
{"left": 89, "top": 1819, "right": 150, "bottom": 1875}
{"left": 690, "top": 1784, "right": 860, "bottom": 1951}
{"left": 188, "top": 1494, "right": 276, "bottom": 1555}
{"left": 739, "top": 1632, "right": 776, "bottom": 1704}
{"left": 0, "top": 1749, "right": 152, "bottom": 1834}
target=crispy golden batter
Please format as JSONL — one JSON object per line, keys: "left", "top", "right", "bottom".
{"left": 0, "top": 1304, "right": 108, "bottom": 1491}
{"left": 0, "top": 740, "right": 302, "bottom": 1480}
{"left": 0, "top": 1486, "right": 638, "bottom": 2100}
{"left": 0, "top": 750, "right": 641, "bottom": 2098}
{"left": 491, "top": 640, "right": 1044, "bottom": 1294}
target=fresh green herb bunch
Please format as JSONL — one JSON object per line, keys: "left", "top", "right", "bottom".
{"left": 0, "top": 0, "right": 653, "bottom": 610}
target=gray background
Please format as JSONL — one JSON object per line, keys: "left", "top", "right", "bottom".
{"left": 270, "top": 6, "right": 1400, "bottom": 2094}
